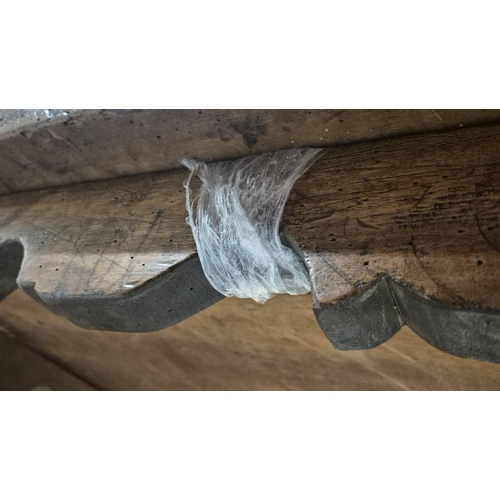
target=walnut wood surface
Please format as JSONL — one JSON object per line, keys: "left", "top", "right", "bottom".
{"left": 0, "top": 170, "right": 221, "bottom": 331}
{"left": 1, "top": 119, "right": 500, "bottom": 361}
{"left": 2, "top": 109, "right": 500, "bottom": 194}
{"left": 283, "top": 122, "right": 500, "bottom": 361}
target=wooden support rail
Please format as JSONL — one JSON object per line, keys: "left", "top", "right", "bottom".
{"left": 1, "top": 118, "right": 500, "bottom": 362}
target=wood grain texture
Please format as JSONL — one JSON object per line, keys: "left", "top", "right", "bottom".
{"left": 1, "top": 119, "right": 500, "bottom": 362}
{"left": 0, "top": 170, "right": 221, "bottom": 331}
{"left": 2, "top": 109, "right": 500, "bottom": 194}
{"left": 0, "top": 327, "right": 96, "bottom": 390}
{"left": 1, "top": 289, "right": 500, "bottom": 390}
{"left": 284, "top": 122, "right": 500, "bottom": 361}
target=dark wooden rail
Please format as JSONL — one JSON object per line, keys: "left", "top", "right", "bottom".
{"left": 2, "top": 116, "right": 500, "bottom": 362}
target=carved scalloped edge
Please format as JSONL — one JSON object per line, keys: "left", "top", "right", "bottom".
{"left": 3, "top": 240, "right": 500, "bottom": 363}
{"left": 314, "top": 274, "right": 500, "bottom": 363}
{"left": 0, "top": 241, "right": 223, "bottom": 332}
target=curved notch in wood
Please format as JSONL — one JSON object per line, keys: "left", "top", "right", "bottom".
{"left": 300, "top": 274, "right": 500, "bottom": 363}
{"left": 0, "top": 170, "right": 222, "bottom": 332}
{"left": 282, "top": 122, "right": 500, "bottom": 362}
{"left": 1, "top": 121, "right": 500, "bottom": 363}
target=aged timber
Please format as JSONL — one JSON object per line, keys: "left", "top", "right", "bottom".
{"left": 1, "top": 119, "right": 500, "bottom": 362}
{"left": 2, "top": 109, "right": 500, "bottom": 194}
{"left": 283, "top": 123, "right": 500, "bottom": 362}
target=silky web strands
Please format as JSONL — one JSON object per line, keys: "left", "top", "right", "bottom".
{"left": 181, "top": 148, "right": 322, "bottom": 304}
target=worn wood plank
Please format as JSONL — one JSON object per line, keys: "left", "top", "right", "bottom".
{"left": 2, "top": 109, "right": 500, "bottom": 194}
{"left": 1, "top": 120, "right": 500, "bottom": 361}
{"left": 0, "top": 169, "right": 220, "bottom": 331}
{"left": 1, "top": 289, "right": 500, "bottom": 390}
{"left": 283, "top": 122, "right": 500, "bottom": 361}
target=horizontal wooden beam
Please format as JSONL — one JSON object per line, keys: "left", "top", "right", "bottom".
{"left": 283, "top": 123, "right": 500, "bottom": 361}
{"left": 0, "top": 169, "right": 220, "bottom": 331}
{"left": 2, "top": 109, "right": 500, "bottom": 194}
{"left": 1, "top": 120, "right": 500, "bottom": 362}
